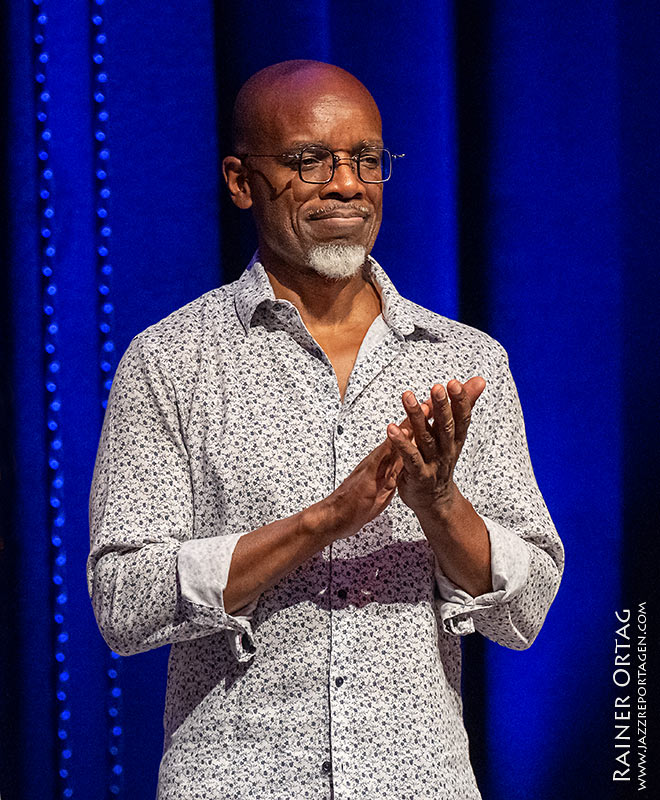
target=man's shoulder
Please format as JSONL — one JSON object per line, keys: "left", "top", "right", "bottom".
{"left": 131, "top": 281, "right": 239, "bottom": 354}
{"left": 370, "top": 258, "right": 507, "bottom": 364}
{"left": 119, "top": 280, "right": 244, "bottom": 380}
{"left": 404, "top": 297, "right": 507, "bottom": 362}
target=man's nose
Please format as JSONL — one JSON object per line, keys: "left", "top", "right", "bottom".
{"left": 323, "top": 156, "right": 363, "bottom": 195}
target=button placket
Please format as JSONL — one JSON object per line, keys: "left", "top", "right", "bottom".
{"left": 328, "top": 584, "right": 355, "bottom": 789}
{"left": 328, "top": 602, "right": 358, "bottom": 796}
{"left": 333, "top": 417, "right": 346, "bottom": 490}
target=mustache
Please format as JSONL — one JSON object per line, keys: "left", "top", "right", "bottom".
{"left": 306, "top": 204, "right": 371, "bottom": 220}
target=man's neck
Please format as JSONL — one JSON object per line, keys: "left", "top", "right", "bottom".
{"left": 264, "top": 259, "right": 382, "bottom": 331}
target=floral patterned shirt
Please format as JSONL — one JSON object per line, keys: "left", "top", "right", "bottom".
{"left": 88, "top": 256, "right": 563, "bottom": 800}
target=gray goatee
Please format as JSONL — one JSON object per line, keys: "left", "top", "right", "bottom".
{"left": 306, "top": 244, "right": 367, "bottom": 280}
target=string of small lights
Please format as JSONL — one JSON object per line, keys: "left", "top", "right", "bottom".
{"left": 33, "top": 1, "right": 74, "bottom": 797}
{"left": 90, "top": 1, "right": 125, "bottom": 796}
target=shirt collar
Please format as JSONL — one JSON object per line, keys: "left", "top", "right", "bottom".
{"left": 234, "top": 251, "right": 434, "bottom": 339}
{"left": 233, "top": 251, "right": 279, "bottom": 333}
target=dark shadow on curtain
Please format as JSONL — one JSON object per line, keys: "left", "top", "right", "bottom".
{"left": 0, "top": 6, "right": 20, "bottom": 796}
{"left": 455, "top": 2, "right": 493, "bottom": 789}
{"left": 455, "top": 1, "right": 492, "bottom": 334}
{"left": 212, "top": 4, "right": 332, "bottom": 284}
{"left": 620, "top": 0, "right": 660, "bottom": 621}
{"left": 619, "top": 8, "right": 660, "bottom": 792}
{"left": 213, "top": 4, "right": 258, "bottom": 283}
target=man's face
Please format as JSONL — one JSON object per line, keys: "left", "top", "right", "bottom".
{"left": 230, "top": 75, "right": 384, "bottom": 275}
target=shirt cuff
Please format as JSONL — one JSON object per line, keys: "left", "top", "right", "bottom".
{"left": 435, "top": 514, "right": 531, "bottom": 636}
{"left": 177, "top": 534, "right": 259, "bottom": 661}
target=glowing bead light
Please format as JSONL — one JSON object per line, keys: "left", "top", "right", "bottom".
{"left": 33, "top": 3, "right": 74, "bottom": 796}
{"left": 90, "top": 5, "right": 125, "bottom": 795}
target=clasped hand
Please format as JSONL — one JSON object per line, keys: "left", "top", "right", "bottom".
{"left": 325, "top": 377, "right": 486, "bottom": 540}
{"left": 386, "top": 378, "right": 486, "bottom": 515}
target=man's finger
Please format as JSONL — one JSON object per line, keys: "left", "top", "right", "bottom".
{"left": 383, "top": 453, "right": 403, "bottom": 490}
{"left": 373, "top": 399, "right": 432, "bottom": 462}
{"left": 431, "top": 384, "right": 454, "bottom": 447}
{"left": 450, "top": 377, "right": 486, "bottom": 445}
{"left": 386, "top": 422, "right": 425, "bottom": 474}
{"left": 376, "top": 446, "right": 401, "bottom": 486}
{"left": 402, "top": 391, "right": 437, "bottom": 462}
{"left": 447, "top": 380, "right": 472, "bottom": 445}
{"left": 398, "top": 397, "right": 432, "bottom": 434}
{"left": 463, "top": 376, "right": 486, "bottom": 407}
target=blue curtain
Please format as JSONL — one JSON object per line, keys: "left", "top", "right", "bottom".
{"left": 2, "top": 1, "right": 657, "bottom": 798}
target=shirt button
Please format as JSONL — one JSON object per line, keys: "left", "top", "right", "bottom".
{"left": 336, "top": 424, "right": 344, "bottom": 435}
{"left": 337, "top": 588, "right": 347, "bottom": 599}
{"left": 322, "top": 760, "right": 332, "bottom": 774}
{"left": 335, "top": 676, "right": 344, "bottom": 687}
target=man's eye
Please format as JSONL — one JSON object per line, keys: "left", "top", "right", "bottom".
{"left": 299, "top": 149, "right": 329, "bottom": 169}
{"left": 300, "top": 155, "right": 323, "bottom": 168}
{"left": 359, "top": 153, "right": 381, "bottom": 170}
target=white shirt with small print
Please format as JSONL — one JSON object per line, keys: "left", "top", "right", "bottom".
{"left": 88, "top": 255, "right": 564, "bottom": 800}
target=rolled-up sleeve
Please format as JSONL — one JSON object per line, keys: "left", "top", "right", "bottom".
{"left": 177, "top": 535, "right": 258, "bottom": 661}
{"left": 435, "top": 514, "right": 531, "bottom": 636}
{"left": 434, "top": 342, "right": 564, "bottom": 650}
{"left": 88, "top": 335, "right": 255, "bottom": 659}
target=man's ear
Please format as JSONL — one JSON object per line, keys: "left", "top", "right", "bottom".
{"left": 222, "top": 156, "right": 253, "bottom": 209}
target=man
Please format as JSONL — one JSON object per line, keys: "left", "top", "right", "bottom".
{"left": 89, "top": 60, "right": 563, "bottom": 799}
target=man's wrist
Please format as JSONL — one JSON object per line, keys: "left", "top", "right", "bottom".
{"left": 413, "top": 482, "right": 462, "bottom": 524}
{"left": 298, "top": 499, "right": 341, "bottom": 548}
{"left": 414, "top": 484, "right": 481, "bottom": 540}
{"left": 415, "top": 486, "right": 492, "bottom": 595}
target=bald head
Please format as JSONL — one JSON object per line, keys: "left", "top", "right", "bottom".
{"left": 231, "top": 60, "right": 381, "bottom": 154}
{"left": 223, "top": 60, "right": 385, "bottom": 276}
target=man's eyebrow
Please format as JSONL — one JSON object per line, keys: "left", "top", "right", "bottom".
{"left": 281, "top": 141, "right": 320, "bottom": 152}
{"left": 283, "top": 139, "right": 385, "bottom": 152}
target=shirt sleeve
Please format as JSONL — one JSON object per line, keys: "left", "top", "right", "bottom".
{"left": 177, "top": 535, "right": 259, "bottom": 661}
{"left": 434, "top": 514, "right": 531, "bottom": 636}
{"left": 87, "top": 334, "right": 256, "bottom": 660}
{"left": 433, "top": 341, "right": 564, "bottom": 649}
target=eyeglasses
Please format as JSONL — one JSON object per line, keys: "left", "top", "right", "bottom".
{"left": 239, "top": 146, "right": 405, "bottom": 184}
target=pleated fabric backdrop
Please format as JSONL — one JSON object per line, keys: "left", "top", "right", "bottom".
{"left": 1, "top": 1, "right": 658, "bottom": 798}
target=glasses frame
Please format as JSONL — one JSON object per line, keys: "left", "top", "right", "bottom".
{"left": 239, "top": 146, "right": 405, "bottom": 184}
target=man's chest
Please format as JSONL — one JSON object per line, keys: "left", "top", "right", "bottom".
{"left": 307, "top": 323, "right": 376, "bottom": 401}
{"left": 183, "top": 331, "right": 480, "bottom": 532}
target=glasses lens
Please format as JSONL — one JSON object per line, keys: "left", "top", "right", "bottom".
{"left": 299, "top": 146, "right": 334, "bottom": 183}
{"left": 358, "top": 149, "right": 391, "bottom": 183}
